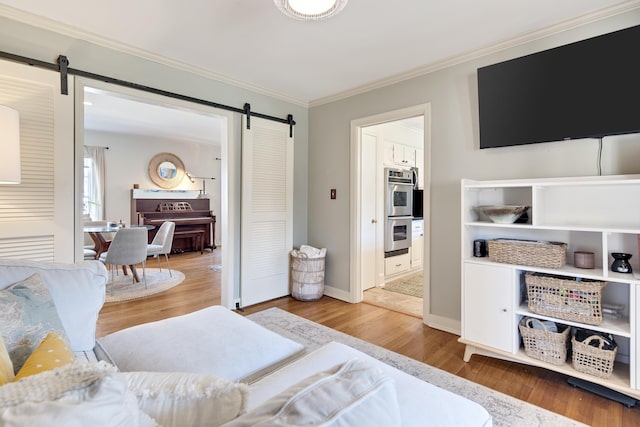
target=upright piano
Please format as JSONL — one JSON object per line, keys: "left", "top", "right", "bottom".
{"left": 132, "top": 197, "right": 216, "bottom": 253}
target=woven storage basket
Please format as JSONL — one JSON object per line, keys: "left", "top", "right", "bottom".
{"left": 525, "top": 272, "right": 606, "bottom": 325}
{"left": 290, "top": 251, "right": 325, "bottom": 301}
{"left": 488, "top": 239, "right": 567, "bottom": 268}
{"left": 519, "top": 317, "right": 570, "bottom": 365}
{"left": 572, "top": 334, "right": 617, "bottom": 379}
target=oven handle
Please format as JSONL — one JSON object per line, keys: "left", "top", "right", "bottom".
{"left": 387, "top": 215, "right": 414, "bottom": 220}
{"left": 388, "top": 179, "right": 413, "bottom": 186}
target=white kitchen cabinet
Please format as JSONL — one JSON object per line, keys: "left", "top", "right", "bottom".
{"left": 463, "top": 263, "right": 515, "bottom": 353}
{"left": 385, "top": 252, "right": 411, "bottom": 276}
{"left": 383, "top": 141, "right": 395, "bottom": 166}
{"left": 411, "top": 219, "right": 424, "bottom": 269}
{"left": 460, "top": 175, "right": 640, "bottom": 399}
{"left": 384, "top": 142, "right": 416, "bottom": 167}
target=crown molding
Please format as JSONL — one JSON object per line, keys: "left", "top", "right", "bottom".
{"left": 2, "top": 2, "right": 638, "bottom": 110}
{"left": 309, "top": 0, "right": 640, "bottom": 107}
{"left": 0, "top": 5, "right": 309, "bottom": 108}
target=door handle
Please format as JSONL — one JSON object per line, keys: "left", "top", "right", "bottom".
{"left": 371, "top": 219, "right": 377, "bottom": 224}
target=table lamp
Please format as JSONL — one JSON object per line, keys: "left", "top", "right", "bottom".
{"left": 185, "top": 171, "right": 215, "bottom": 198}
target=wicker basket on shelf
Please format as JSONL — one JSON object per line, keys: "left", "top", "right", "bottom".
{"left": 488, "top": 239, "right": 567, "bottom": 269}
{"left": 572, "top": 334, "right": 618, "bottom": 379}
{"left": 525, "top": 272, "right": 606, "bottom": 325}
{"left": 519, "top": 317, "right": 570, "bottom": 366}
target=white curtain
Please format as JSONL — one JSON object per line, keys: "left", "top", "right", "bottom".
{"left": 84, "top": 146, "right": 106, "bottom": 221}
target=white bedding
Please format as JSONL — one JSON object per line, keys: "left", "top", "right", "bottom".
{"left": 248, "top": 341, "right": 492, "bottom": 427}
{"left": 95, "top": 306, "right": 305, "bottom": 383}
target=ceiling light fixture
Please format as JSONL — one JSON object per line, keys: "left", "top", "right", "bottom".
{"left": 274, "top": 0, "right": 348, "bottom": 21}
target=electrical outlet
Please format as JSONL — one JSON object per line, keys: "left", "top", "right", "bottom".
{"left": 330, "top": 189, "right": 337, "bottom": 199}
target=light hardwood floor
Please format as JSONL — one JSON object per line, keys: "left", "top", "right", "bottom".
{"left": 97, "top": 251, "right": 640, "bottom": 426}
{"left": 363, "top": 272, "right": 423, "bottom": 318}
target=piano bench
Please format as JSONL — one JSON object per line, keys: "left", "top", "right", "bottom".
{"left": 173, "top": 230, "right": 205, "bottom": 254}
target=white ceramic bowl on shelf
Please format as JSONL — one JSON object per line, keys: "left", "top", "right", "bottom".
{"left": 475, "top": 205, "right": 529, "bottom": 224}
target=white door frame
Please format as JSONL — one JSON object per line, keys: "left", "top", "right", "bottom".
{"left": 349, "top": 104, "right": 431, "bottom": 318}
{"left": 73, "top": 78, "right": 236, "bottom": 308}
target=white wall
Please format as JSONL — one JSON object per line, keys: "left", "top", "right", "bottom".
{"left": 85, "top": 130, "right": 222, "bottom": 246}
{"left": 308, "top": 10, "right": 640, "bottom": 324}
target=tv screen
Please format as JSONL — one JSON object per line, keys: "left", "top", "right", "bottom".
{"left": 478, "top": 24, "right": 640, "bottom": 149}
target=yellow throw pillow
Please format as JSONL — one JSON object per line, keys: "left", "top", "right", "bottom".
{"left": 13, "top": 332, "right": 74, "bottom": 381}
{"left": 0, "top": 336, "right": 15, "bottom": 385}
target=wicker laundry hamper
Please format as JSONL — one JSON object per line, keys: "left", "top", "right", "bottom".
{"left": 290, "top": 247, "right": 326, "bottom": 301}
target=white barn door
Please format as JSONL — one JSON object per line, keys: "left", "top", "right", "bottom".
{"left": 240, "top": 116, "right": 293, "bottom": 307}
{"left": 0, "top": 59, "right": 74, "bottom": 262}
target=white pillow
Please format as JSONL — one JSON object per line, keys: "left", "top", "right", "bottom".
{"left": 0, "top": 258, "right": 107, "bottom": 352}
{"left": 124, "top": 371, "right": 249, "bottom": 427}
{"left": 222, "top": 359, "right": 401, "bottom": 427}
{"left": 96, "top": 306, "right": 304, "bottom": 382}
{"left": 0, "top": 273, "right": 68, "bottom": 372}
{"left": 0, "top": 361, "right": 157, "bottom": 427}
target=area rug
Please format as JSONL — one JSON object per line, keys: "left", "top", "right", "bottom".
{"left": 105, "top": 268, "right": 185, "bottom": 303}
{"left": 247, "top": 308, "right": 587, "bottom": 427}
{"left": 383, "top": 274, "right": 423, "bottom": 298}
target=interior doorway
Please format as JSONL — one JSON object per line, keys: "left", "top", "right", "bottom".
{"left": 349, "top": 104, "right": 431, "bottom": 320}
{"left": 74, "top": 77, "right": 235, "bottom": 307}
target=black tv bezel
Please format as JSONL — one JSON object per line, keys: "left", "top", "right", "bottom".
{"left": 477, "top": 24, "right": 640, "bottom": 149}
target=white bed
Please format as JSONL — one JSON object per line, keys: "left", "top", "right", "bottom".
{"left": 95, "top": 305, "right": 492, "bottom": 426}
{"left": 248, "top": 341, "right": 493, "bottom": 427}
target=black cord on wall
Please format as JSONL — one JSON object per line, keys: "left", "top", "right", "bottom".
{"left": 597, "top": 137, "right": 603, "bottom": 176}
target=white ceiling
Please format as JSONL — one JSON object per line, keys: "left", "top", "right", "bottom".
{"left": 2, "top": 1, "right": 636, "bottom": 144}
{"left": 83, "top": 88, "right": 223, "bottom": 145}
{"left": 0, "top": 0, "right": 635, "bottom": 105}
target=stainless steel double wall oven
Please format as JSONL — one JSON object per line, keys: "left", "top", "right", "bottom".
{"left": 384, "top": 168, "right": 413, "bottom": 253}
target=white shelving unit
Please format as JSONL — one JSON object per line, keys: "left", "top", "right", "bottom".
{"left": 460, "top": 175, "right": 640, "bottom": 399}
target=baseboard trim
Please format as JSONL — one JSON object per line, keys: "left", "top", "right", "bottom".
{"left": 325, "top": 286, "right": 462, "bottom": 336}
{"left": 424, "top": 313, "right": 461, "bottom": 335}
{"left": 322, "top": 284, "right": 351, "bottom": 302}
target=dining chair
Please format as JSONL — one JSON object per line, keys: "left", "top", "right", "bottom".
{"left": 146, "top": 221, "right": 176, "bottom": 276}
{"left": 99, "top": 227, "right": 148, "bottom": 289}
{"left": 84, "top": 220, "right": 116, "bottom": 259}
{"left": 83, "top": 220, "right": 104, "bottom": 259}
{"left": 84, "top": 247, "right": 97, "bottom": 260}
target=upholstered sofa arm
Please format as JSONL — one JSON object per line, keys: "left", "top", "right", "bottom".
{"left": 0, "top": 258, "right": 107, "bottom": 352}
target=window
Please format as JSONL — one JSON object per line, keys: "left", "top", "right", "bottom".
{"left": 83, "top": 146, "right": 106, "bottom": 220}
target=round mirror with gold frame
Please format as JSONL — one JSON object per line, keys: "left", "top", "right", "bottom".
{"left": 148, "top": 152, "right": 186, "bottom": 189}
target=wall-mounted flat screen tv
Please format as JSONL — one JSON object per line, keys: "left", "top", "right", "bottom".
{"left": 478, "top": 24, "right": 640, "bottom": 149}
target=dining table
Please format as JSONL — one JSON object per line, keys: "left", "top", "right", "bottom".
{"left": 83, "top": 224, "right": 121, "bottom": 259}
{"left": 83, "top": 224, "right": 154, "bottom": 283}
